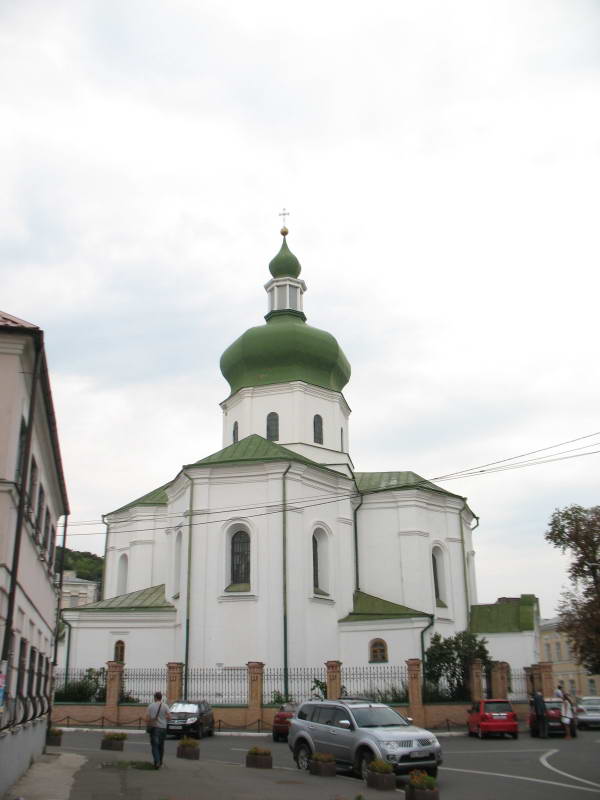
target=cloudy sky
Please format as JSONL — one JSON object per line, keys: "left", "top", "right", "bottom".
{"left": 2, "top": 0, "right": 599, "bottom": 617}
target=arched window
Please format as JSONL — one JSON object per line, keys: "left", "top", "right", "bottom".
{"left": 231, "top": 531, "right": 250, "bottom": 587}
{"left": 116, "top": 553, "right": 128, "bottom": 596}
{"left": 340, "top": 428, "right": 344, "bottom": 451}
{"left": 173, "top": 530, "right": 182, "bottom": 594}
{"left": 312, "top": 528, "right": 329, "bottom": 595}
{"left": 313, "top": 414, "right": 323, "bottom": 444}
{"left": 233, "top": 421, "right": 238, "bottom": 444}
{"left": 266, "top": 412, "right": 279, "bottom": 441}
{"left": 369, "top": 638, "right": 388, "bottom": 663}
{"left": 432, "top": 547, "right": 446, "bottom": 607}
{"left": 114, "top": 640, "right": 125, "bottom": 663}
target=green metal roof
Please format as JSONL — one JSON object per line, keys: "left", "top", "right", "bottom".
{"left": 109, "top": 481, "right": 171, "bottom": 515}
{"left": 355, "top": 471, "right": 463, "bottom": 500}
{"left": 469, "top": 594, "right": 538, "bottom": 634}
{"left": 339, "top": 590, "right": 430, "bottom": 623}
{"left": 188, "top": 434, "right": 341, "bottom": 477}
{"left": 269, "top": 236, "right": 301, "bottom": 279}
{"left": 74, "top": 584, "right": 175, "bottom": 612}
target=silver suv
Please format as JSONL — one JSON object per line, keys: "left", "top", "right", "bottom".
{"left": 288, "top": 699, "right": 442, "bottom": 778}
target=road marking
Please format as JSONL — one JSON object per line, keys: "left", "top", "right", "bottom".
{"left": 540, "top": 749, "right": 600, "bottom": 789}
{"left": 445, "top": 748, "right": 549, "bottom": 754}
{"left": 442, "top": 767, "right": 600, "bottom": 793}
{"left": 231, "top": 748, "right": 249, "bottom": 751}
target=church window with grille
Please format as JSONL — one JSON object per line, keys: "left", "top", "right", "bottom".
{"left": 312, "top": 534, "right": 319, "bottom": 589}
{"left": 313, "top": 414, "right": 323, "bottom": 444}
{"left": 231, "top": 531, "right": 250, "bottom": 586}
{"left": 266, "top": 412, "right": 279, "bottom": 441}
{"left": 369, "top": 638, "right": 388, "bottom": 663}
{"left": 233, "top": 421, "right": 238, "bottom": 444}
{"left": 114, "top": 640, "right": 125, "bottom": 663}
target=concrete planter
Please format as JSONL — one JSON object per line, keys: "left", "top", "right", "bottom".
{"left": 246, "top": 753, "right": 273, "bottom": 769}
{"left": 46, "top": 733, "right": 62, "bottom": 747}
{"left": 177, "top": 744, "right": 200, "bottom": 760}
{"left": 100, "top": 739, "right": 124, "bottom": 751}
{"left": 406, "top": 787, "right": 439, "bottom": 800}
{"left": 366, "top": 770, "right": 396, "bottom": 791}
{"left": 309, "top": 760, "right": 337, "bottom": 777}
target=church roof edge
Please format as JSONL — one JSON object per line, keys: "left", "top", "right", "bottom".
{"left": 69, "top": 584, "right": 174, "bottom": 612}
{"left": 338, "top": 590, "right": 430, "bottom": 623}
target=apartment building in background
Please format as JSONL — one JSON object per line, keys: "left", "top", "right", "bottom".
{"left": 0, "top": 311, "right": 69, "bottom": 795}
{"left": 540, "top": 617, "right": 599, "bottom": 697}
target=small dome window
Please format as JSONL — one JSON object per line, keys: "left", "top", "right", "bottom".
{"left": 369, "top": 638, "right": 388, "bottom": 663}
{"left": 313, "top": 415, "right": 323, "bottom": 445}
{"left": 233, "top": 421, "right": 239, "bottom": 444}
{"left": 266, "top": 412, "right": 279, "bottom": 441}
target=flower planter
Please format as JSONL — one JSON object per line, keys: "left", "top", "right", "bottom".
{"left": 309, "top": 760, "right": 337, "bottom": 777}
{"left": 366, "top": 770, "right": 396, "bottom": 791}
{"left": 46, "top": 733, "right": 62, "bottom": 747}
{"left": 101, "top": 739, "right": 124, "bottom": 751}
{"left": 246, "top": 753, "right": 273, "bottom": 769}
{"left": 406, "top": 787, "right": 440, "bottom": 800}
{"left": 177, "top": 744, "right": 200, "bottom": 760}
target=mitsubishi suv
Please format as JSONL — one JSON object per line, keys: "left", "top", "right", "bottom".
{"left": 288, "top": 699, "right": 442, "bottom": 779}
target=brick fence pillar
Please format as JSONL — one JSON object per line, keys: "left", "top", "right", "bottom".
{"left": 531, "top": 663, "right": 542, "bottom": 693}
{"left": 247, "top": 662, "right": 264, "bottom": 711}
{"left": 325, "top": 660, "right": 342, "bottom": 700}
{"left": 539, "top": 661, "right": 554, "bottom": 698}
{"left": 167, "top": 662, "right": 184, "bottom": 705}
{"left": 105, "top": 661, "right": 123, "bottom": 722}
{"left": 491, "top": 662, "right": 509, "bottom": 699}
{"left": 470, "top": 659, "right": 483, "bottom": 702}
{"left": 406, "top": 658, "right": 424, "bottom": 727}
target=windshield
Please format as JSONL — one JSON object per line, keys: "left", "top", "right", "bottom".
{"left": 351, "top": 706, "right": 409, "bottom": 728}
{"left": 170, "top": 703, "right": 198, "bottom": 713}
{"left": 581, "top": 699, "right": 600, "bottom": 707}
{"left": 484, "top": 702, "right": 512, "bottom": 713}
{"left": 544, "top": 701, "right": 562, "bottom": 711}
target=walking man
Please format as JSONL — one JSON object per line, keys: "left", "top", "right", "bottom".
{"left": 532, "top": 691, "right": 548, "bottom": 738}
{"left": 146, "top": 691, "right": 171, "bottom": 768}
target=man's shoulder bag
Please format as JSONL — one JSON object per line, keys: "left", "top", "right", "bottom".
{"left": 146, "top": 702, "right": 162, "bottom": 735}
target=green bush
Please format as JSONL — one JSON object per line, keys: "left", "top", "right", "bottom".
{"left": 179, "top": 737, "right": 199, "bottom": 748}
{"left": 103, "top": 732, "right": 127, "bottom": 741}
{"left": 248, "top": 746, "right": 271, "bottom": 756}
{"left": 408, "top": 769, "right": 437, "bottom": 789}
{"left": 55, "top": 679, "right": 98, "bottom": 703}
{"left": 311, "top": 752, "right": 335, "bottom": 762}
{"left": 368, "top": 758, "right": 393, "bottom": 774}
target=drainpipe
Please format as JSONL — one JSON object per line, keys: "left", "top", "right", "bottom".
{"left": 49, "top": 514, "right": 69, "bottom": 732}
{"left": 182, "top": 472, "right": 194, "bottom": 701}
{"left": 420, "top": 613, "right": 435, "bottom": 666}
{"left": 100, "top": 514, "right": 109, "bottom": 599}
{"left": 1, "top": 332, "right": 42, "bottom": 668}
{"left": 62, "top": 614, "right": 72, "bottom": 690}
{"left": 281, "top": 463, "right": 291, "bottom": 700}
{"left": 459, "top": 501, "right": 477, "bottom": 624}
{"left": 353, "top": 494, "right": 363, "bottom": 592}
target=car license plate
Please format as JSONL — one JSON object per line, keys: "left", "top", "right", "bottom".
{"left": 170, "top": 725, "right": 182, "bottom": 730}
{"left": 493, "top": 714, "right": 507, "bottom": 719}
{"left": 410, "top": 749, "right": 429, "bottom": 759}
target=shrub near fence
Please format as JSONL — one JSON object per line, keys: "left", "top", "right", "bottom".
{"left": 263, "top": 666, "right": 327, "bottom": 704}
{"left": 341, "top": 665, "right": 408, "bottom": 703}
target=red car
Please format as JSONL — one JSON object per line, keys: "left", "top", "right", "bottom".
{"left": 467, "top": 699, "right": 518, "bottom": 739}
{"left": 529, "top": 698, "right": 577, "bottom": 737}
{"left": 272, "top": 703, "right": 297, "bottom": 742}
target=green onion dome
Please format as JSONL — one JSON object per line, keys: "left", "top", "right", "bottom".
{"left": 269, "top": 237, "right": 301, "bottom": 279}
{"left": 220, "top": 311, "right": 351, "bottom": 395}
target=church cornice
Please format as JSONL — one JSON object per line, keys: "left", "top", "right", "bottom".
{"left": 220, "top": 381, "right": 351, "bottom": 415}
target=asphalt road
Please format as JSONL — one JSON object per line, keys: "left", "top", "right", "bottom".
{"left": 51, "top": 727, "right": 600, "bottom": 799}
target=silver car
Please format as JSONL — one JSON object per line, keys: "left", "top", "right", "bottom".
{"left": 576, "top": 697, "right": 600, "bottom": 729}
{"left": 288, "top": 699, "right": 442, "bottom": 778}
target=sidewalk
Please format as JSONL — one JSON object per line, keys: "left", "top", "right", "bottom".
{"left": 5, "top": 749, "right": 405, "bottom": 800}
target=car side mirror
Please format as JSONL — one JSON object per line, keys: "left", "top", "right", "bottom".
{"left": 406, "top": 717, "right": 413, "bottom": 724}
{"left": 338, "top": 719, "right": 352, "bottom": 729}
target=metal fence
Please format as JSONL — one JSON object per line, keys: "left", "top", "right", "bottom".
{"left": 263, "top": 666, "right": 327, "bottom": 705}
{"left": 54, "top": 667, "right": 107, "bottom": 702}
{"left": 508, "top": 669, "right": 530, "bottom": 702}
{"left": 341, "top": 665, "right": 409, "bottom": 703}
{"left": 122, "top": 667, "right": 167, "bottom": 704}
{"left": 422, "top": 675, "right": 470, "bottom": 702}
{"left": 186, "top": 666, "right": 247, "bottom": 704}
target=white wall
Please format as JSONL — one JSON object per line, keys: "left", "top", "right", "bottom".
{"left": 483, "top": 630, "right": 539, "bottom": 671}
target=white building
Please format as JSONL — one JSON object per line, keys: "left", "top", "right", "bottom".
{"left": 60, "top": 571, "right": 99, "bottom": 609}
{"left": 0, "top": 311, "right": 69, "bottom": 795}
{"left": 63, "top": 231, "right": 480, "bottom": 670}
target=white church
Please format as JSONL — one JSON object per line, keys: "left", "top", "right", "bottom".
{"left": 62, "top": 228, "right": 537, "bottom": 671}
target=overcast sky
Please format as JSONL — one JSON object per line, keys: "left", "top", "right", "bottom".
{"left": 2, "top": 0, "right": 599, "bottom": 618}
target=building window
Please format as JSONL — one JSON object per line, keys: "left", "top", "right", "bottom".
{"left": 230, "top": 531, "right": 250, "bottom": 588}
{"left": 117, "top": 553, "right": 128, "bottom": 596}
{"left": 555, "top": 642, "right": 562, "bottom": 661}
{"left": 588, "top": 678, "right": 597, "bottom": 696}
{"left": 313, "top": 415, "right": 323, "bottom": 445}
{"left": 369, "top": 639, "right": 388, "bottom": 663}
{"left": 48, "top": 526, "right": 56, "bottom": 569}
{"left": 42, "top": 508, "right": 51, "bottom": 552}
{"left": 36, "top": 484, "right": 45, "bottom": 536}
{"left": 312, "top": 535, "right": 319, "bottom": 589}
{"left": 568, "top": 678, "right": 576, "bottom": 693}
{"left": 312, "top": 528, "right": 329, "bottom": 595}
{"left": 432, "top": 547, "right": 446, "bottom": 607}
{"left": 69, "top": 595, "right": 79, "bottom": 608}
{"left": 114, "top": 640, "right": 125, "bottom": 663}
{"left": 173, "top": 530, "right": 182, "bottom": 595}
{"left": 15, "top": 418, "right": 27, "bottom": 486}
{"left": 266, "top": 412, "right": 279, "bottom": 441}
{"left": 233, "top": 421, "right": 239, "bottom": 444}
{"left": 340, "top": 428, "right": 344, "bottom": 451}
{"left": 28, "top": 458, "right": 38, "bottom": 518}
{"left": 289, "top": 285, "right": 299, "bottom": 309}
{"left": 545, "top": 643, "right": 551, "bottom": 661}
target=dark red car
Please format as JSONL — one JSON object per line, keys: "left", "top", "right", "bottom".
{"left": 467, "top": 699, "right": 518, "bottom": 739}
{"left": 272, "top": 703, "right": 297, "bottom": 742}
{"left": 529, "top": 698, "right": 577, "bottom": 737}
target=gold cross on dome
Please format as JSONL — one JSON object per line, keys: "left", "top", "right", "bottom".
{"left": 279, "top": 208, "right": 290, "bottom": 225}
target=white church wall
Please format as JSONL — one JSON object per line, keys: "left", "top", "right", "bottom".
{"left": 339, "top": 620, "right": 424, "bottom": 666}
{"left": 220, "top": 382, "right": 350, "bottom": 454}
{"left": 481, "top": 630, "right": 539, "bottom": 671}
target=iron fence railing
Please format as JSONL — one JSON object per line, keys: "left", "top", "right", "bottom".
{"left": 341, "top": 665, "right": 409, "bottom": 703}
{"left": 186, "top": 666, "right": 247, "bottom": 704}
{"left": 263, "top": 666, "right": 327, "bottom": 705}
{"left": 54, "top": 667, "right": 107, "bottom": 702}
{"left": 508, "top": 669, "right": 530, "bottom": 702}
{"left": 422, "top": 675, "right": 470, "bottom": 702}
{"left": 122, "top": 667, "right": 167, "bottom": 704}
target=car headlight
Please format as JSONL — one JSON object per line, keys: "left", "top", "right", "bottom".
{"left": 382, "top": 741, "right": 402, "bottom": 753}
{"left": 187, "top": 717, "right": 197, "bottom": 724}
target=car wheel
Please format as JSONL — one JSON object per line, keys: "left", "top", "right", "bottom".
{"left": 357, "top": 749, "right": 374, "bottom": 781}
{"left": 294, "top": 741, "right": 311, "bottom": 770}
{"left": 198, "top": 725, "right": 204, "bottom": 739}
{"left": 426, "top": 767, "right": 438, "bottom": 778}
{"left": 272, "top": 732, "right": 280, "bottom": 742}
{"left": 511, "top": 732, "right": 518, "bottom": 740}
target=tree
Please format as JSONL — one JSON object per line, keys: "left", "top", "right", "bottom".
{"left": 424, "top": 631, "right": 491, "bottom": 700}
{"left": 55, "top": 546, "right": 104, "bottom": 582}
{"left": 545, "top": 504, "right": 600, "bottom": 673}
